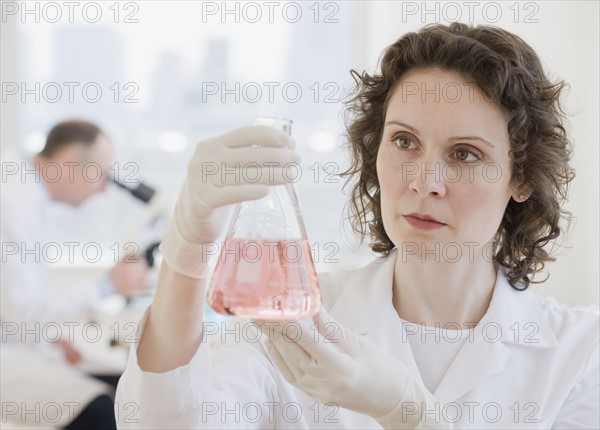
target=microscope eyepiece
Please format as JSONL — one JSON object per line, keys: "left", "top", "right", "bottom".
{"left": 111, "top": 177, "right": 156, "bottom": 204}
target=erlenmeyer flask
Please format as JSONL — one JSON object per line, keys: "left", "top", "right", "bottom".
{"left": 206, "top": 118, "right": 322, "bottom": 320}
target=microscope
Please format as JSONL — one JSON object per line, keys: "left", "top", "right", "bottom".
{"left": 111, "top": 178, "right": 173, "bottom": 268}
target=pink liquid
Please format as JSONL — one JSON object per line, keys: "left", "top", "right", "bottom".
{"left": 206, "top": 237, "right": 322, "bottom": 319}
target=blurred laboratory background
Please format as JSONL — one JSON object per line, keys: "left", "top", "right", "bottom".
{"left": 1, "top": 1, "right": 598, "bottom": 309}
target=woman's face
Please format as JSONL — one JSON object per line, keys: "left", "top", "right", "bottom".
{"left": 376, "top": 67, "right": 525, "bottom": 261}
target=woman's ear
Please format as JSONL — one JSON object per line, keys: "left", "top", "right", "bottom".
{"left": 511, "top": 187, "right": 532, "bottom": 203}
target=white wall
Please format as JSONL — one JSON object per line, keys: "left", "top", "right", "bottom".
{"left": 359, "top": 1, "right": 599, "bottom": 307}
{"left": 0, "top": 7, "right": 18, "bottom": 154}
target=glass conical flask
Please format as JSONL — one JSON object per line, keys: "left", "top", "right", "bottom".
{"left": 206, "top": 118, "right": 322, "bottom": 320}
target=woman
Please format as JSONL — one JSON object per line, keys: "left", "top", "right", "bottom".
{"left": 115, "top": 23, "right": 599, "bottom": 428}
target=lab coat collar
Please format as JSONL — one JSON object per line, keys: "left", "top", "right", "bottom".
{"left": 484, "top": 265, "right": 559, "bottom": 349}
{"left": 432, "top": 270, "right": 559, "bottom": 402}
{"left": 328, "top": 248, "right": 558, "bottom": 346}
{"left": 327, "top": 248, "right": 559, "bottom": 402}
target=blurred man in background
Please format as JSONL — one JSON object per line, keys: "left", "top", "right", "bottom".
{"left": 1, "top": 120, "right": 149, "bottom": 429}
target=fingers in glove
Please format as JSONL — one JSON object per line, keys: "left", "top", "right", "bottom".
{"left": 264, "top": 335, "right": 312, "bottom": 384}
{"left": 310, "top": 308, "right": 370, "bottom": 358}
{"left": 221, "top": 126, "right": 295, "bottom": 149}
{"left": 255, "top": 320, "right": 310, "bottom": 384}
{"left": 310, "top": 307, "right": 344, "bottom": 341}
{"left": 205, "top": 184, "right": 272, "bottom": 208}
{"left": 203, "top": 165, "right": 301, "bottom": 187}
{"left": 267, "top": 329, "right": 359, "bottom": 404}
{"left": 222, "top": 145, "right": 301, "bottom": 166}
{"left": 260, "top": 334, "right": 299, "bottom": 384}
{"left": 264, "top": 318, "right": 342, "bottom": 370}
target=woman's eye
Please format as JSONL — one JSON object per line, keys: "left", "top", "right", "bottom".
{"left": 392, "top": 134, "right": 482, "bottom": 163}
{"left": 455, "top": 148, "right": 481, "bottom": 162}
{"left": 393, "top": 135, "right": 414, "bottom": 149}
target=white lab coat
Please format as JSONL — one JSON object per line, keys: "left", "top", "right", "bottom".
{"left": 115, "top": 249, "right": 599, "bottom": 429}
{"left": 1, "top": 164, "right": 111, "bottom": 428}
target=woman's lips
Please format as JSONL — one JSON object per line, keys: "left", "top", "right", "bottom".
{"left": 403, "top": 215, "right": 446, "bottom": 230}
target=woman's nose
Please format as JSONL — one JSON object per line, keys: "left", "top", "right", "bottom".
{"left": 406, "top": 161, "right": 447, "bottom": 197}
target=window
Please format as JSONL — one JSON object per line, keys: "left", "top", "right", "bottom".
{"left": 12, "top": 1, "right": 372, "bottom": 273}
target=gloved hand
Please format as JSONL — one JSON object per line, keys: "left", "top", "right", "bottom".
{"left": 159, "top": 126, "right": 299, "bottom": 278}
{"left": 256, "top": 309, "right": 453, "bottom": 429}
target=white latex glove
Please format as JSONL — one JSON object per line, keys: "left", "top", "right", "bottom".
{"left": 159, "top": 126, "right": 299, "bottom": 278}
{"left": 256, "top": 309, "right": 453, "bottom": 429}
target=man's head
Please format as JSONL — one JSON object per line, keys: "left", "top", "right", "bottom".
{"left": 35, "top": 120, "right": 115, "bottom": 206}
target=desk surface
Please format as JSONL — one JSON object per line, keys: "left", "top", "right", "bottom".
{"left": 72, "top": 300, "right": 148, "bottom": 375}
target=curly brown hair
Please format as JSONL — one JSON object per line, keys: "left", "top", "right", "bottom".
{"left": 341, "top": 22, "right": 575, "bottom": 290}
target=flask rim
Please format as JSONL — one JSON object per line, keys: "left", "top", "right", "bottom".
{"left": 253, "top": 117, "right": 293, "bottom": 127}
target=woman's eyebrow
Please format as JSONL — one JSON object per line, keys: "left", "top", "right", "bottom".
{"left": 385, "top": 120, "right": 419, "bottom": 134}
{"left": 384, "top": 120, "right": 496, "bottom": 148}
{"left": 449, "top": 136, "right": 495, "bottom": 149}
